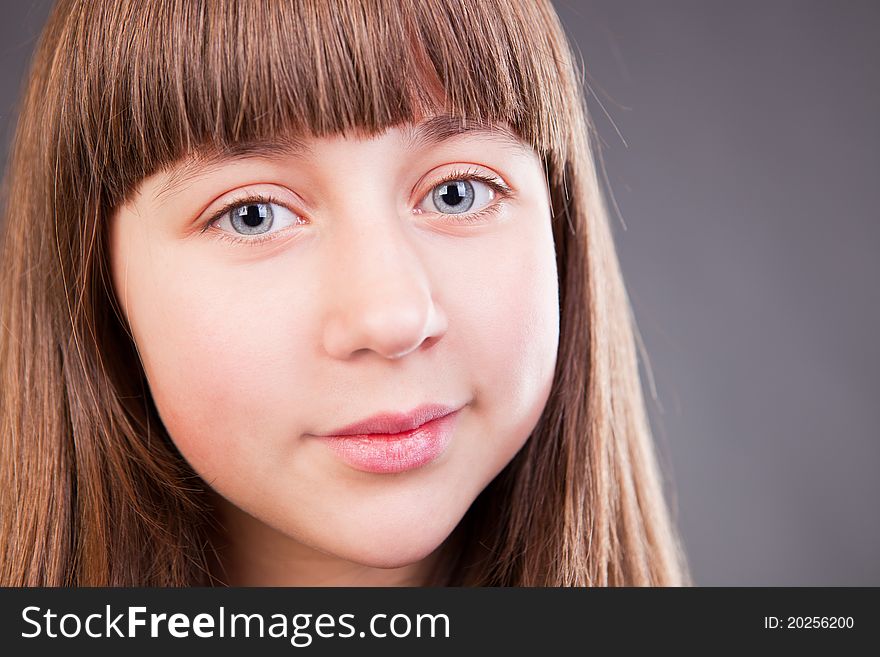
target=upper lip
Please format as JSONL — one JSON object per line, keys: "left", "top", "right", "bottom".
{"left": 318, "top": 403, "right": 460, "bottom": 437}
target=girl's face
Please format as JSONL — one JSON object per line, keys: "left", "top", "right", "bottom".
{"left": 110, "top": 119, "right": 559, "bottom": 580}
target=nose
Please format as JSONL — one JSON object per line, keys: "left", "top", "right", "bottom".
{"left": 321, "top": 220, "right": 448, "bottom": 361}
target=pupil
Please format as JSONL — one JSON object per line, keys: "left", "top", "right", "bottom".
{"left": 242, "top": 205, "right": 264, "bottom": 227}
{"left": 441, "top": 182, "right": 465, "bottom": 206}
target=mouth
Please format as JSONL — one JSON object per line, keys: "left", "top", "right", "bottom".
{"left": 318, "top": 403, "right": 461, "bottom": 437}
{"left": 315, "top": 404, "right": 464, "bottom": 474}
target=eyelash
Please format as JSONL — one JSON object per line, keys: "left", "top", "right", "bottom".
{"left": 201, "top": 192, "right": 291, "bottom": 247}
{"left": 200, "top": 168, "right": 513, "bottom": 247}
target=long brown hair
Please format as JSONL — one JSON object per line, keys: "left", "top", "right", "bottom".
{"left": 0, "top": 0, "right": 690, "bottom": 586}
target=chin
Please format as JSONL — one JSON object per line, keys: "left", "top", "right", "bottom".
{"left": 322, "top": 514, "right": 458, "bottom": 570}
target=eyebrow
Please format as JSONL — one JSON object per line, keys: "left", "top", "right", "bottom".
{"left": 402, "top": 115, "right": 530, "bottom": 157}
{"left": 154, "top": 115, "right": 531, "bottom": 202}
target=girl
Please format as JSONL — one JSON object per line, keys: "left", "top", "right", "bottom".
{"left": 0, "top": 0, "right": 690, "bottom": 586}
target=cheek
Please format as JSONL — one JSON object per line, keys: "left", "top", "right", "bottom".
{"left": 479, "top": 241, "right": 559, "bottom": 399}
{"left": 119, "top": 256, "right": 315, "bottom": 476}
{"left": 443, "top": 219, "right": 560, "bottom": 473}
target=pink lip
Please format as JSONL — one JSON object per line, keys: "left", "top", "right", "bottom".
{"left": 316, "top": 404, "right": 462, "bottom": 474}
{"left": 319, "top": 403, "right": 460, "bottom": 437}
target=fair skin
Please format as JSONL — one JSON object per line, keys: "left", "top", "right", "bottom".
{"left": 109, "top": 118, "right": 560, "bottom": 586}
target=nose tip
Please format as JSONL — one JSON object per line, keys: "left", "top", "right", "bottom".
{"left": 323, "top": 296, "right": 446, "bottom": 361}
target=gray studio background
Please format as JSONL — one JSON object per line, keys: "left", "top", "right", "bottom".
{"left": 1, "top": 1, "right": 877, "bottom": 586}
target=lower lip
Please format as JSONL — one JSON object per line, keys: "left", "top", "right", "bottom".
{"left": 318, "top": 410, "right": 461, "bottom": 474}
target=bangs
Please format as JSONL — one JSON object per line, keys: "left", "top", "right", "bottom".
{"left": 54, "top": 0, "right": 578, "bottom": 206}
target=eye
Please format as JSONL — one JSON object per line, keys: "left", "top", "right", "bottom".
{"left": 418, "top": 169, "right": 511, "bottom": 219}
{"left": 204, "top": 195, "right": 303, "bottom": 244}
{"left": 432, "top": 179, "right": 480, "bottom": 214}
{"left": 229, "top": 202, "right": 275, "bottom": 235}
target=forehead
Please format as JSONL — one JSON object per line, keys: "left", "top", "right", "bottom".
{"left": 155, "top": 115, "right": 533, "bottom": 202}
